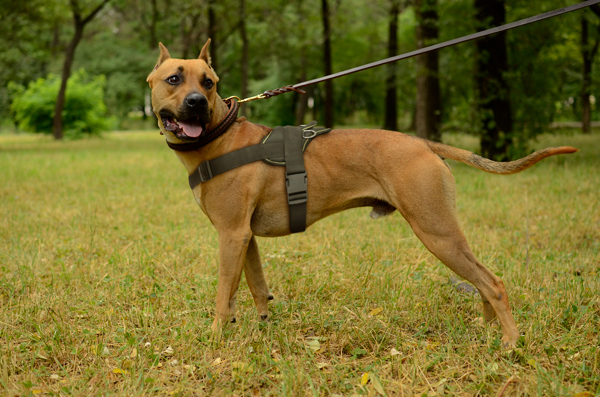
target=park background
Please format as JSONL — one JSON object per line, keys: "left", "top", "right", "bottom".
{"left": 1, "top": 0, "right": 599, "bottom": 396}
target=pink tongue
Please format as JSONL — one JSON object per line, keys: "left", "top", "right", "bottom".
{"left": 178, "top": 121, "right": 204, "bottom": 138}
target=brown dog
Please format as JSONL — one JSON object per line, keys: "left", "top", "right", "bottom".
{"left": 147, "top": 40, "right": 576, "bottom": 347}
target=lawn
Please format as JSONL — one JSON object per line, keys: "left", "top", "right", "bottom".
{"left": 0, "top": 130, "right": 598, "bottom": 396}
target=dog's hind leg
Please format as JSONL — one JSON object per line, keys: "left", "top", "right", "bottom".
{"left": 392, "top": 163, "right": 520, "bottom": 347}
{"left": 244, "top": 236, "right": 273, "bottom": 321}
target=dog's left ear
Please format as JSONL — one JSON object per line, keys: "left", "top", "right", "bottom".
{"left": 199, "top": 38, "right": 212, "bottom": 67}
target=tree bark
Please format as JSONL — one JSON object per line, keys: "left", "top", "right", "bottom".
{"left": 582, "top": 15, "right": 591, "bottom": 134}
{"left": 52, "top": 0, "right": 109, "bottom": 140}
{"left": 415, "top": 0, "right": 441, "bottom": 142}
{"left": 384, "top": 0, "right": 400, "bottom": 131}
{"left": 474, "top": 0, "right": 512, "bottom": 160}
{"left": 149, "top": 0, "right": 158, "bottom": 50}
{"left": 321, "top": 0, "right": 334, "bottom": 128}
{"left": 208, "top": 0, "right": 218, "bottom": 72}
{"left": 240, "top": 0, "right": 249, "bottom": 117}
{"left": 580, "top": 13, "right": 600, "bottom": 134}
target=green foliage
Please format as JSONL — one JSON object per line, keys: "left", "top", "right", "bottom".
{"left": 9, "top": 70, "right": 114, "bottom": 137}
{"left": 0, "top": 0, "right": 599, "bottom": 141}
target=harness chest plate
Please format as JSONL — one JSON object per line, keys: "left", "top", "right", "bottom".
{"left": 188, "top": 121, "right": 331, "bottom": 233}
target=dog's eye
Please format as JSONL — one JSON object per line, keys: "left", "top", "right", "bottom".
{"left": 204, "top": 79, "right": 214, "bottom": 89}
{"left": 166, "top": 75, "right": 181, "bottom": 85}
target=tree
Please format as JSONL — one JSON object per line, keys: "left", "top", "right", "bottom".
{"left": 474, "top": 0, "right": 512, "bottom": 161}
{"left": 208, "top": 0, "right": 219, "bottom": 72}
{"left": 415, "top": 0, "right": 441, "bottom": 142}
{"left": 384, "top": 0, "right": 401, "bottom": 131}
{"left": 322, "top": 0, "right": 334, "bottom": 128}
{"left": 52, "top": 0, "right": 110, "bottom": 140}
{"left": 581, "top": 6, "right": 600, "bottom": 134}
{"left": 239, "top": 0, "right": 249, "bottom": 117}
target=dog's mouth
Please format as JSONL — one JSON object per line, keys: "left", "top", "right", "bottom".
{"left": 160, "top": 113, "right": 206, "bottom": 141}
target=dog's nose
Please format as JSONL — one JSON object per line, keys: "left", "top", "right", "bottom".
{"left": 184, "top": 93, "right": 208, "bottom": 110}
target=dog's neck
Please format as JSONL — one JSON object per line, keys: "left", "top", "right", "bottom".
{"left": 207, "top": 95, "right": 230, "bottom": 132}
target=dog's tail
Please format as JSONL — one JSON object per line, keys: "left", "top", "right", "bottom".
{"left": 425, "top": 140, "right": 578, "bottom": 175}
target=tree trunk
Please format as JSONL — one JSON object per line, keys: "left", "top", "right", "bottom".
{"left": 52, "top": 0, "right": 109, "bottom": 140}
{"left": 208, "top": 0, "right": 218, "bottom": 72}
{"left": 474, "top": 0, "right": 512, "bottom": 160}
{"left": 384, "top": 0, "right": 400, "bottom": 131}
{"left": 240, "top": 0, "right": 249, "bottom": 117}
{"left": 321, "top": 0, "right": 334, "bottom": 128}
{"left": 149, "top": 0, "right": 158, "bottom": 50}
{"left": 415, "top": 0, "right": 442, "bottom": 142}
{"left": 581, "top": 14, "right": 592, "bottom": 134}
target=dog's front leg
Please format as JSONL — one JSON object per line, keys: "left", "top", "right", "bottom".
{"left": 212, "top": 231, "right": 252, "bottom": 331}
{"left": 244, "top": 236, "right": 273, "bottom": 321}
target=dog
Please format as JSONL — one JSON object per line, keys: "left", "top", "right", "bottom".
{"left": 146, "top": 39, "right": 576, "bottom": 347}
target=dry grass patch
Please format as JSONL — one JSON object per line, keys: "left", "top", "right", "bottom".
{"left": 0, "top": 131, "right": 598, "bottom": 396}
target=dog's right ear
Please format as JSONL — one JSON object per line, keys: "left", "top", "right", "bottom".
{"left": 199, "top": 38, "right": 212, "bottom": 67}
{"left": 147, "top": 42, "right": 171, "bottom": 83}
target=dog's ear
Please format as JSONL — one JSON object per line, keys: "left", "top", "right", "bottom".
{"left": 147, "top": 42, "right": 172, "bottom": 83}
{"left": 157, "top": 42, "right": 172, "bottom": 65}
{"left": 199, "top": 38, "right": 212, "bottom": 67}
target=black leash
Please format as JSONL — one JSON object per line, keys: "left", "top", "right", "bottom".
{"left": 233, "top": 0, "right": 600, "bottom": 103}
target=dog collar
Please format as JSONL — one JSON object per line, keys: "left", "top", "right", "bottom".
{"left": 165, "top": 99, "right": 240, "bottom": 152}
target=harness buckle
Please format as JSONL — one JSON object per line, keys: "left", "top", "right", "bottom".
{"left": 286, "top": 172, "right": 307, "bottom": 205}
{"left": 302, "top": 129, "right": 318, "bottom": 139}
{"left": 198, "top": 161, "right": 213, "bottom": 182}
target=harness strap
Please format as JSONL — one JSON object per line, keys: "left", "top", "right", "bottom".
{"left": 282, "top": 126, "right": 308, "bottom": 233}
{"left": 188, "top": 122, "right": 330, "bottom": 233}
{"left": 188, "top": 142, "right": 284, "bottom": 189}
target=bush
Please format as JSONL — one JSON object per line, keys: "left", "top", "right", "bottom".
{"left": 9, "top": 70, "right": 114, "bottom": 137}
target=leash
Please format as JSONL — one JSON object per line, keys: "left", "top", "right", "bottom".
{"left": 227, "top": 0, "right": 600, "bottom": 104}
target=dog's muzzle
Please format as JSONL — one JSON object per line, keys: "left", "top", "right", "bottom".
{"left": 160, "top": 93, "right": 211, "bottom": 141}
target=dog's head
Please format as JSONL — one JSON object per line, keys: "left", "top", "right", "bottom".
{"left": 147, "top": 40, "right": 220, "bottom": 142}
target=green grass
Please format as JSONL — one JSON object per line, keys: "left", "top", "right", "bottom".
{"left": 0, "top": 130, "right": 598, "bottom": 396}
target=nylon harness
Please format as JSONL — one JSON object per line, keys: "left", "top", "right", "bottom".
{"left": 165, "top": 99, "right": 331, "bottom": 233}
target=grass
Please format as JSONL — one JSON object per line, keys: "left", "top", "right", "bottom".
{"left": 0, "top": 130, "right": 598, "bottom": 396}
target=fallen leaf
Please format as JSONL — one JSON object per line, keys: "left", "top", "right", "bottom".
{"left": 113, "top": 368, "right": 128, "bottom": 375}
{"left": 361, "top": 372, "right": 370, "bottom": 386}
{"left": 573, "top": 393, "right": 594, "bottom": 397}
{"left": 32, "top": 390, "right": 43, "bottom": 395}
{"left": 307, "top": 338, "right": 321, "bottom": 353}
{"left": 390, "top": 348, "right": 401, "bottom": 356}
{"left": 232, "top": 361, "right": 254, "bottom": 374}
{"left": 316, "top": 362, "right": 328, "bottom": 369}
{"left": 130, "top": 348, "right": 138, "bottom": 358}
{"left": 371, "top": 373, "right": 386, "bottom": 396}
{"left": 162, "top": 346, "right": 174, "bottom": 356}
{"left": 369, "top": 307, "right": 383, "bottom": 316}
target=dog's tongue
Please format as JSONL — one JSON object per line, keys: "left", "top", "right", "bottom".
{"left": 178, "top": 120, "right": 204, "bottom": 138}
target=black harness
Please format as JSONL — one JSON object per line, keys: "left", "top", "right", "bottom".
{"left": 169, "top": 118, "right": 330, "bottom": 233}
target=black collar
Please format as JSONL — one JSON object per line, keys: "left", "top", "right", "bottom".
{"left": 166, "top": 99, "right": 239, "bottom": 152}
